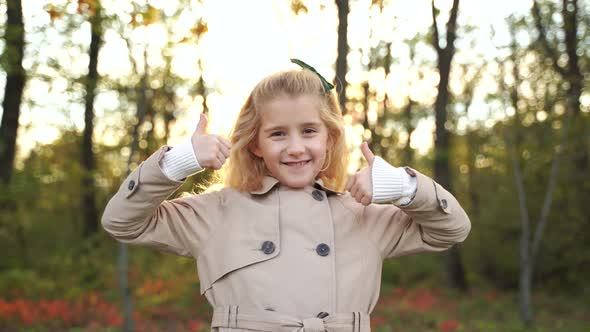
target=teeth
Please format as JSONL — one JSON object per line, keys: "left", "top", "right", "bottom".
{"left": 285, "top": 161, "right": 308, "bottom": 166}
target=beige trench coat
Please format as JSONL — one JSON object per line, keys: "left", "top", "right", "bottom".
{"left": 102, "top": 146, "right": 471, "bottom": 332}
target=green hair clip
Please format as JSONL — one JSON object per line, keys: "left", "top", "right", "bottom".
{"left": 290, "top": 58, "right": 335, "bottom": 94}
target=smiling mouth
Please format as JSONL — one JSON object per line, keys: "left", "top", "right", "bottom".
{"left": 282, "top": 160, "right": 310, "bottom": 167}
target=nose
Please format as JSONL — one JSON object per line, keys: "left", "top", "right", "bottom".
{"left": 286, "top": 136, "right": 305, "bottom": 156}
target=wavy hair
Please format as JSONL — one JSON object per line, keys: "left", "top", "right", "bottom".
{"left": 223, "top": 69, "right": 348, "bottom": 192}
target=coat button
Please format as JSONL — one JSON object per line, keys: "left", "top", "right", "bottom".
{"left": 312, "top": 189, "right": 324, "bottom": 201}
{"left": 316, "top": 243, "right": 330, "bottom": 256}
{"left": 440, "top": 199, "right": 448, "bottom": 210}
{"left": 261, "top": 241, "right": 275, "bottom": 255}
{"left": 404, "top": 167, "right": 416, "bottom": 177}
{"left": 317, "top": 312, "right": 329, "bottom": 319}
{"left": 128, "top": 180, "right": 136, "bottom": 190}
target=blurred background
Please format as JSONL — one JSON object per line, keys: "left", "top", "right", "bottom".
{"left": 0, "top": 0, "right": 589, "bottom": 331}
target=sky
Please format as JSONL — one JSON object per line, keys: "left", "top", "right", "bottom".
{"left": 3, "top": 0, "right": 533, "bottom": 166}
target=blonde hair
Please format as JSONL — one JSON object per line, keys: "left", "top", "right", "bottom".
{"left": 224, "top": 69, "right": 349, "bottom": 192}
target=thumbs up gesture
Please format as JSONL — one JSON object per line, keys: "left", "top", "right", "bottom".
{"left": 345, "top": 142, "right": 375, "bottom": 206}
{"left": 191, "top": 113, "right": 232, "bottom": 170}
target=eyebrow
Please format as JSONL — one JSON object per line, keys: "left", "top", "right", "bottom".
{"left": 262, "top": 122, "right": 323, "bottom": 133}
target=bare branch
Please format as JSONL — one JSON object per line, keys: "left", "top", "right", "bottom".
{"left": 431, "top": 0, "right": 441, "bottom": 53}
{"left": 532, "top": 112, "right": 571, "bottom": 258}
{"left": 563, "top": 0, "right": 581, "bottom": 79}
{"left": 446, "top": 0, "right": 460, "bottom": 53}
{"left": 499, "top": 57, "right": 534, "bottom": 324}
{"left": 499, "top": 54, "right": 531, "bottom": 260}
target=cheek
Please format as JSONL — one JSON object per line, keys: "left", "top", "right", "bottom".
{"left": 257, "top": 142, "right": 282, "bottom": 161}
{"left": 314, "top": 137, "right": 329, "bottom": 158}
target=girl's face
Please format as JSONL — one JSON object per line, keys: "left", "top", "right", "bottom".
{"left": 252, "top": 94, "right": 329, "bottom": 189}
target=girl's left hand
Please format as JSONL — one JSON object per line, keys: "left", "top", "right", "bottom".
{"left": 346, "top": 142, "right": 374, "bottom": 206}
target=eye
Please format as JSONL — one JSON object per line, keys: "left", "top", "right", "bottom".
{"left": 303, "top": 128, "right": 317, "bottom": 135}
{"left": 270, "top": 131, "right": 285, "bottom": 137}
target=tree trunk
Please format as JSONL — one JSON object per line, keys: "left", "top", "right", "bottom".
{"left": 0, "top": 0, "right": 25, "bottom": 185}
{"left": 503, "top": 29, "right": 534, "bottom": 322}
{"left": 144, "top": 102, "right": 156, "bottom": 156}
{"left": 402, "top": 100, "right": 415, "bottom": 166}
{"left": 118, "top": 47, "right": 149, "bottom": 332}
{"left": 431, "top": 0, "right": 468, "bottom": 291}
{"left": 335, "top": 0, "right": 349, "bottom": 114}
{"left": 503, "top": 20, "right": 570, "bottom": 323}
{"left": 0, "top": 0, "right": 27, "bottom": 268}
{"left": 81, "top": 4, "right": 102, "bottom": 238}
{"left": 561, "top": 0, "right": 586, "bottom": 174}
{"left": 519, "top": 243, "right": 533, "bottom": 323}
{"left": 402, "top": 41, "right": 418, "bottom": 166}
{"left": 433, "top": 53, "right": 452, "bottom": 193}
{"left": 197, "top": 58, "right": 209, "bottom": 116}
{"left": 466, "top": 130, "right": 479, "bottom": 213}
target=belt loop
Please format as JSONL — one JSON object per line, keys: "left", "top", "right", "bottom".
{"left": 358, "top": 312, "right": 361, "bottom": 332}
{"left": 352, "top": 312, "right": 361, "bottom": 332}
{"left": 228, "top": 305, "right": 240, "bottom": 328}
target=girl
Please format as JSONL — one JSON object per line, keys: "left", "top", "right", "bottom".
{"left": 102, "top": 59, "right": 471, "bottom": 331}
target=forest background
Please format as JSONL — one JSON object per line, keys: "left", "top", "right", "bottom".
{"left": 0, "top": 0, "right": 589, "bottom": 331}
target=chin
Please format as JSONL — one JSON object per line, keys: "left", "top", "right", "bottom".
{"left": 282, "top": 181, "right": 307, "bottom": 189}
{"left": 280, "top": 177, "right": 314, "bottom": 189}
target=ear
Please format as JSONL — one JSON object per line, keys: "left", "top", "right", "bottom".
{"left": 249, "top": 143, "right": 262, "bottom": 158}
{"left": 326, "top": 130, "right": 335, "bottom": 147}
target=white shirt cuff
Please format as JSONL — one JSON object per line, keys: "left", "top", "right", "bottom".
{"left": 371, "top": 156, "right": 417, "bottom": 205}
{"left": 159, "top": 139, "right": 203, "bottom": 181}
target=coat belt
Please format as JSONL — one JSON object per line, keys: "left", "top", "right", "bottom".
{"left": 211, "top": 305, "right": 370, "bottom": 332}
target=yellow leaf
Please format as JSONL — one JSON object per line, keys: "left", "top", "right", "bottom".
{"left": 46, "top": 6, "right": 63, "bottom": 21}
{"left": 143, "top": 5, "right": 160, "bottom": 25}
{"left": 191, "top": 21, "right": 208, "bottom": 36}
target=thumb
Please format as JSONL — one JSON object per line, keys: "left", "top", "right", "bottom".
{"left": 196, "top": 113, "right": 208, "bottom": 135}
{"left": 361, "top": 142, "right": 375, "bottom": 165}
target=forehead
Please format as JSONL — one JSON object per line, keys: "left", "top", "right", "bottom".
{"left": 259, "top": 95, "right": 323, "bottom": 126}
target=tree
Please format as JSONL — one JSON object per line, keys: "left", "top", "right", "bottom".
{"left": 0, "top": 0, "right": 26, "bottom": 268}
{"left": 356, "top": 1, "right": 432, "bottom": 166}
{"left": 81, "top": 1, "right": 103, "bottom": 239}
{"left": 431, "top": 0, "right": 468, "bottom": 291}
{"left": 110, "top": 3, "right": 210, "bottom": 330}
{"left": 0, "top": 0, "right": 25, "bottom": 186}
{"left": 501, "top": 15, "right": 571, "bottom": 325}
{"left": 335, "top": 0, "right": 349, "bottom": 114}
{"left": 532, "top": 0, "right": 588, "bottom": 179}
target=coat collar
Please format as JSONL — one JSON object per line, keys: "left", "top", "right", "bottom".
{"left": 249, "top": 176, "right": 342, "bottom": 196}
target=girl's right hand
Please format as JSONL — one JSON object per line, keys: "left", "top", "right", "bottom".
{"left": 191, "top": 113, "right": 232, "bottom": 170}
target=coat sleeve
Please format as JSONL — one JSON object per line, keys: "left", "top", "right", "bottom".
{"left": 364, "top": 169, "right": 471, "bottom": 259}
{"left": 101, "top": 146, "right": 221, "bottom": 257}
